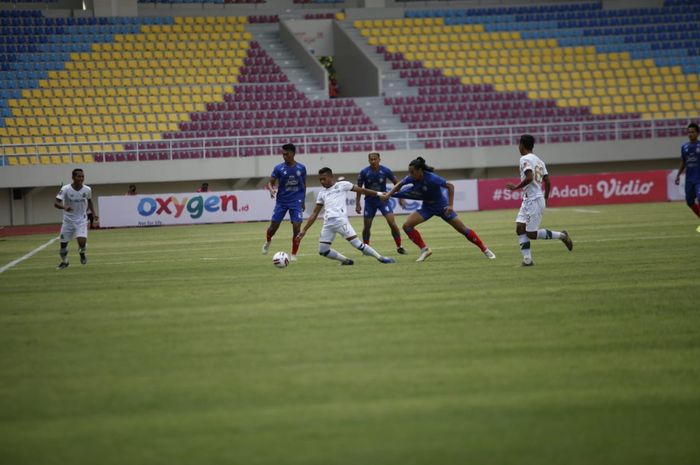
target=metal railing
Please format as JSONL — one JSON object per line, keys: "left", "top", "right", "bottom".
{"left": 0, "top": 117, "right": 692, "bottom": 165}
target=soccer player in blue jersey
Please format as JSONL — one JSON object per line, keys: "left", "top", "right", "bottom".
{"left": 381, "top": 156, "right": 496, "bottom": 262}
{"left": 355, "top": 152, "right": 406, "bottom": 254}
{"left": 674, "top": 123, "right": 700, "bottom": 230}
{"left": 262, "top": 143, "right": 307, "bottom": 260}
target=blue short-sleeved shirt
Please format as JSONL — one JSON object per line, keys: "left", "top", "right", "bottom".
{"left": 357, "top": 165, "right": 397, "bottom": 193}
{"left": 682, "top": 141, "right": 700, "bottom": 183}
{"left": 271, "top": 162, "right": 306, "bottom": 207}
{"left": 399, "top": 171, "right": 449, "bottom": 206}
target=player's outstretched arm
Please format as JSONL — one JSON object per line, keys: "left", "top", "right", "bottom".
{"left": 506, "top": 170, "right": 533, "bottom": 191}
{"left": 376, "top": 180, "right": 404, "bottom": 201}
{"left": 384, "top": 180, "right": 404, "bottom": 198}
{"left": 297, "top": 204, "right": 323, "bottom": 240}
{"left": 542, "top": 175, "right": 551, "bottom": 205}
{"left": 351, "top": 185, "right": 379, "bottom": 198}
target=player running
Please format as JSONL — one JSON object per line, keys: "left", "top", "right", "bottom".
{"left": 54, "top": 168, "right": 98, "bottom": 269}
{"left": 674, "top": 122, "right": 700, "bottom": 231}
{"left": 505, "top": 134, "right": 573, "bottom": 266}
{"left": 355, "top": 152, "right": 406, "bottom": 254}
{"left": 297, "top": 167, "right": 395, "bottom": 265}
{"left": 381, "top": 156, "right": 496, "bottom": 262}
{"left": 262, "top": 143, "right": 307, "bottom": 261}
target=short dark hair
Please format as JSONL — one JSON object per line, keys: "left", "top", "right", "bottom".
{"left": 282, "top": 143, "right": 296, "bottom": 153}
{"left": 71, "top": 168, "right": 83, "bottom": 177}
{"left": 520, "top": 134, "right": 535, "bottom": 151}
{"left": 688, "top": 123, "right": 699, "bottom": 132}
{"left": 318, "top": 167, "right": 333, "bottom": 176}
{"left": 202, "top": 182, "right": 208, "bottom": 186}
{"left": 408, "top": 156, "right": 434, "bottom": 172}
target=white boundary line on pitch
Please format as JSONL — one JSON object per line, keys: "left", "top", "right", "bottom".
{"left": 6, "top": 233, "right": 696, "bottom": 271}
{"left": 0, "top": 236, "right": 59, "bottom": 274}
{"left": 574, "top": 209, "right": 601, "bottom": 213}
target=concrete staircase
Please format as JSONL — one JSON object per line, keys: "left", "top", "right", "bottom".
{"left": 247, "top": 24, "right": 327, "bottom": 100}
{"left": 247, "top": 22, "right": 423, "bottom": 150}
{"left": 335, "top": 21, "right": 423, "bottom": 149}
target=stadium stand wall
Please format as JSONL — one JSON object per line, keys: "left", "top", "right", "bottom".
{"left": 0, "top": 136, "right": 682, "bottom": 226}
{"left": 0, "top": 0, "right": 696, "bottom": 225}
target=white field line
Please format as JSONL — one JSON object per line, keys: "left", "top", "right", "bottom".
{"left": 574, "top": 209, "right": 601, "bottom": 213}
{"left": 0, "top": 236, "right": 59, "bottom": 274}
{"left": 6, "top": 233, "right": 695, "bottom": 271}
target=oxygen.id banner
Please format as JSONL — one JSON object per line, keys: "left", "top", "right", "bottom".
{"left": 99, "top": 190, "right": 276, "bottom": 227}
{"left": 99, "top": 180, "right": 479, "bottom": 228}
{"left": 477, "top": 170, "right": 668, "bottom": 210}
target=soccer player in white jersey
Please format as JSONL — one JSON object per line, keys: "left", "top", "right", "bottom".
{"left": 297, "top": 167, "right": 395, "bottom": 265}
{"left": 505, "top": 134, "right": 573, "bottom": 266}
{"left": 54, "top": 168, "right": 98, "bottom": 269}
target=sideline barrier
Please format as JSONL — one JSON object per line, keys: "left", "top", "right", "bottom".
{"left": 99, "top": 190, "right": 272, "bottom": 228}
{"left": 99, "top": 170, "right": 684, "bottom": 228}
{"left": 478, "top": 170, "right": 671, "bottom": 210}
{"left": 99, "top": 180, "right": 480, "bottom": 228}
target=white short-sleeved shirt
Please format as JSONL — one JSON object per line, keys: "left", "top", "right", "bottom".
{"left": 519, "top": 153, "right": 548, "bottom": 200}
{"left": 316, "top": 180, "right": 353, "bottom": 220}
{"left": 56, "top": 183, "right": 92, "bottom": 223}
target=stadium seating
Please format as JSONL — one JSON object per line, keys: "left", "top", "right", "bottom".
{"left": 1, "top": 10, "right": 388, "bottom": 164}
{"left": 96, "top": 76, "right": 394, "bottom": 160}
{"left": 355, "top": 1, "right": 699, "bottom": 146}
{"left": 90, "top": 44, "right": 392, "bottom": 160}
{"left": 1, "top": 14, "right": 251, "bottom": 165}
{"left": 2, "top": 3, "right": 697, "bottom": 165}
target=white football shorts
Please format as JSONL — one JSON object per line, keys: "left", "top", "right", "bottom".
{"left": 319, "top": 217, "right": 357, "bottom": 243}
{"left": 516, "top": 197, "right": 545, "bottom": 232}
{"left": 60, "top": 220, "right": 88, "bottom": 242}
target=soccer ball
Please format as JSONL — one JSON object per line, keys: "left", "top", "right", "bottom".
{"left": 272, "top": 251, "right": 290, "bottom": 268}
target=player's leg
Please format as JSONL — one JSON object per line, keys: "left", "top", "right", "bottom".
{"left": 76, "top": 221, "right": 89, "bottom": 265}
{"left": 319, "top": 241, "right": 353, "bottom": 264}
{"left": 515, "top": 221, "right": 533, "bottom": 266}
{"left": 342, "top": 220, "right": 394, "bottom": 263}
{"left": 57, "top": 242, "right": 69, "bottom": 269}
{"left": 362, "top": 214, "right": 375, "bottom": 245}
{"left": 445, "top": 215, "right": 495, "bottom": 259}
{"left": 381, "top": 202, "right": 405, "bottom": 254}
{"left": 318, "top": 222, "right": 352, "bottom": 264}
{"left": 535, "top": 228, "right": 573, "bottom": 250}
{"left": 289, "top": 206, "right": 304, "bottom": 260}
{"left": 403, "top": 210, "right": 431, "bottom": 261}
{"left": 77, "top": 236, "right": 87, "bottom": 265}
{"left": 530, "top": 198, "right": 573, "bottom": 251}
{"left": 56, "top": 222, "right": 73, "bottom": 269}
{"left": 515, "top": 202, "right": 534, "bottom": 266}
{"left": 362, "top": 199, "right": 378, "bottom": 244}
{"left": 262, "top": 205, "right": 286, "bottom": 254}
{"left": 689, "top": 182, "right": 700, "bottom": 219}
{"left": 695, "top": 184, "right": 700, "bottom": 231}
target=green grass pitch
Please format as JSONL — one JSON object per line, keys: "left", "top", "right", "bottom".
{"left": 1, "top": 202, "right": 699, "bottom": 465}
